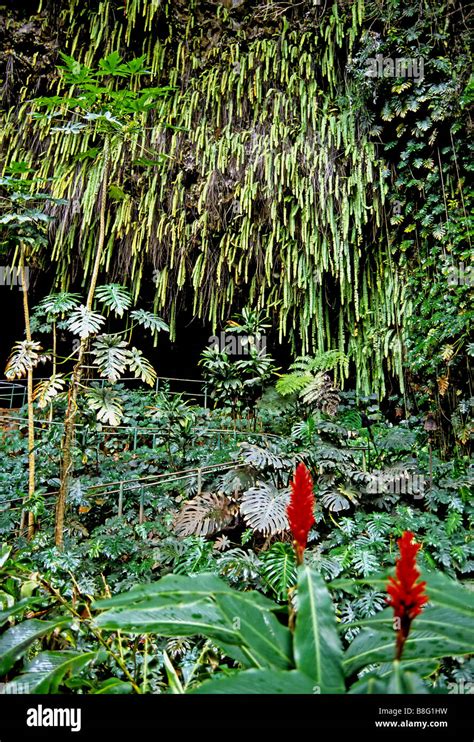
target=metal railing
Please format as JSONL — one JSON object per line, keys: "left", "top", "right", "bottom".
{"left": 0, "top": 375, "right": 208, "bottom": 409}
{"left": 0, "top": 381, "right": 27, "bottom": 408}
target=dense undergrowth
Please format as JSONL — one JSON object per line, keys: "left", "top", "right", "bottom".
{"left": 1, "top": 377, "right": 473, "bottom": 694}
{"left": 0, "top": 0, "right": 472, "bottom": 700}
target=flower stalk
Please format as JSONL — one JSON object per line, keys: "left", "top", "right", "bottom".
{"left": 287, "top": 462, "right": 315, "bottom": 566}
{"left": 387, "top": 531, "right": 428, "bottom": 660}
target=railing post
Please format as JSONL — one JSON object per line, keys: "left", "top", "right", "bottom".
{"left": 118, "top": 482, "right": 124, "bottom": 517}
{"left": 139, "top": 488, "right": 145, "bottom": 524}
{"left": 197, "top": 467, "right": 202, "bottom": 495}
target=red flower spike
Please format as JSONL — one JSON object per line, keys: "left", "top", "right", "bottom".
{"left": 287, "top": 463, "right": 315, "bottom": 565}
{"left": 387, "top": 531, "right": 428, "bottom": 660}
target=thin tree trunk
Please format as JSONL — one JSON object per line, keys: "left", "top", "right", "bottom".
{"left": 55, "top": 139, "right": 110, "bottom": 546}
{"left": 49, "top": 320, "right": 56, "bottom": 423}
{"left": 20, "top": 249, "right": 35, "bottom": 540}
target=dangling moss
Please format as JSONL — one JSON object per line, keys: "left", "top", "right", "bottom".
{"left": 1, "top": 0, "right": 406, "bottom": 396}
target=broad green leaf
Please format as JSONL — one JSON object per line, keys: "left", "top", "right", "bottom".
{"left": 127, "top": 347, "right": 156, "bottom": 386}
{"left": 93, "top": 678, "right": 134, "bottom": 694}
{"left": 344, "top": 627, "right": 474, "bottom": 676}
{"left": 130, "top": 309, "right": 169, "bottom": 334}
{"left": 66, "top": 306, "right": 105, "bottom": 338}
{"left": 214, "top": 592, "right": 292, "bottom": 670}
{"left": 0, "top": 543, "right": 12, "bottom": 569}
{"left": 85, "top": 387, "right": 124, "bottom": 426}
{"left": 192, "top": 669, "right": 316, "bottom": 694}
{"left": 423, "top": 571, "right": 474, "bottom": 613}
{"left": 36, "top": 292, "right": 81, "bottom": 316}
{"left": 95, "top": 284, "right": 132, "bottom": 317}
{"left": 95, "top": 597, "right": 238, "bottom": 645}
{"left": 94, "top": 573, "right": 288, "bottom": 669}
{"left": 33, "top": 375, "right": 66, "bottom": 408}
{"left": 93, "top": 573, "right": 279, "bottom": 612}
{"left": 385, "top": 662, "right": 429, "bottom": 694}
{"left": 0, "top": 598, "right": 43, "bottom": 628}
{"left": 0, "top": 619, "right": 69, "bottom": 675}
{"left": 5, "top": 341, "right": 46, "bottom": 379}
{"left": 3, "top": 650, "right": 97, "bottom": 693}
{"left": 91, "top": 335, "right": 129, "bottom": 382}
{"left": 163, "top": 651, "right": 184, "bottom": 694}
{"left": 348, "top": 674, "right": 390, "bottom": 694}
{"left": 342, "top": 605, "right": 474, "bottom": 646}
{"left": 348, "top": 661, "right": 428, "bottom": 694}
{"left": 294, "top": 566, "right": 345, "bottom": 693}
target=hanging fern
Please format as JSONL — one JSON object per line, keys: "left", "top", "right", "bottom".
{"left": 0, "top": 0, "right": 405, "bottom": 397}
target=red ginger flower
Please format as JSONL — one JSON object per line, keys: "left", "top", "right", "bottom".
{"left": 287, "top": 462, "right": 315, "bottom": 565}
{"left": 387, "top": 531, "right": 428, "bottom": 659}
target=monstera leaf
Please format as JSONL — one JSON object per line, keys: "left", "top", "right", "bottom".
{"left": 240, "top": 482, "right": 290, "bottom": 535}
{"left": 66, "top": 305, "right": 105, "bottom": 338}
{"left": 127, "top": 346, "right": 156, "bottom": 386}
{"left": 33, "top": 374, "right": 66, "bottom": 408}
{"left": 95, "top": 284, "right": 132, "bottom": 317}
{"left": 130, "top": 309, "right": 169, "bottom": 334}
{"left": 91, "top": 335, "right": 129, "bottom": 382}
{"left": 5, "top": 341, "right": 48, "bottom": 379}
{"left": 239, "top": 442, "right": 293, "bottom": 472}
{"left": 174, "top": 492, "right": 239, "bottom": 537}
{"left": 85, "top": 386, "right": 124, "bottom": 426}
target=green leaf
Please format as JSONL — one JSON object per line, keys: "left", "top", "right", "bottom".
{"left": 342, "top": 605, "right": 474, "bottom": 647}
{"left": 93, "top": 573, "right": 277, "bottom": 612}
{"left": 130, "top": 309, "right": 169, "bottom": 334}
{"left": 33, "top": 375, "right": 66, "bottom": 408}
{"left": 95, "top": 597, "right": 238, "bottom": 644}
{"left": 85, "top": 387, "right": 124, "bottom": 426}
{"left": 127, "top": 347, "right": 156, "bottom": 386}
{"left": 163, "top": 651, "right": 184, "bottom": 694}
{"left": 192, "top": 669, "right": 316, "bottom": 694}
{"left": 36, "top": 292, "right": 81, "bottom": 316}
{"left": 91, "top": 335, "right": 129, "bottom": 382}
{"left": 384, "top": 662, "right": 429, "bottom": 694}
{"left": 0, "top": 619, "right": 69, "bottom": 675}
{"left": 95, "top": 284, "right": 132, "bottom": 317}
{"left": 94, "top": 573, "right": 289, "bottom": 669}
{"left": 66, "top": 306, "right": 105, "bottom": 338}
{"left": 261, "top": 542, "right": 297, "bottom": 600}
{"left": 5, "top": 341, "right": 47, "bottom": 379}
{"left": 344, "top": 626, "right": 474, "bottom": 676}
{"left": 348, "top": 660, "right": 431, "bottom": 694}
{"left": 0, "top": 543, "right": 12, "bottom": 569}
{"left": 93, "top": 678, "right": 134, "bottom": 694}
{"left": 0, "top": 598, "right": 43, "bottom": 628}
{"left": 214, "top": 592, "right": 292, "bottom": 670}
{"left": 294, "top": 567, "right": 345, "bottom": 693}
{"left": 3, "top": 650, "right": 97, "bottom": 693}
{"left": 423, "top": 571, "right": 474, "bottom": 613}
